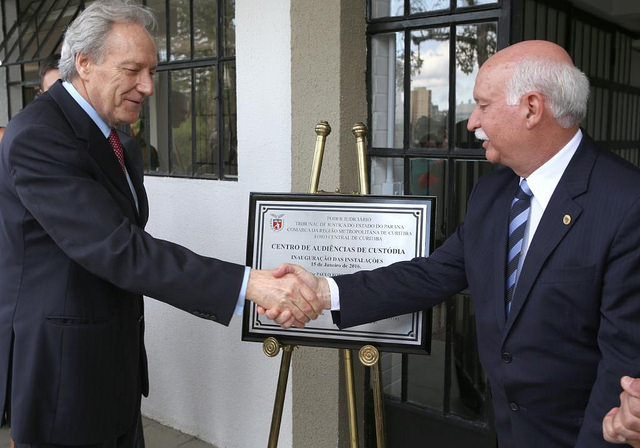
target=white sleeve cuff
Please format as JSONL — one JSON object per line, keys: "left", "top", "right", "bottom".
{"left": 325, "top": 277, "right": 341, "bottom": 311}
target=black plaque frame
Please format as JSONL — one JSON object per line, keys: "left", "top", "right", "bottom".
{"left": 242, "top": 193, "right": 436, "bottom": 354}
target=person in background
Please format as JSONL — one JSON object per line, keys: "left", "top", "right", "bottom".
{"left": 38, "top": 54, "right": 60, "bottom": 93}
{"left": 269, "top": 40, "right": 640, "bottom": 447}
{"left": 0, "top": 1, "right": 322, "bottom": 447}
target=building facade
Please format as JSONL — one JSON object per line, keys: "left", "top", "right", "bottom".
{"left": 0, "top": 0, "right": 638, "bottom": 446}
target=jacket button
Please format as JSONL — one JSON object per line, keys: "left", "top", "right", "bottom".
{"left": 510, "top": 402, "right": 519, "bottom": 411}
{"left": 502, "top": 352, "right": 512, "bottom": 363}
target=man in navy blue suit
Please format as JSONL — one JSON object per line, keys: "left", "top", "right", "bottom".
{"left": 269, "top": 40, "right": 640, "bottom": 447}
{"left": 0, "top": 1, "right": 321, "bottom": 446}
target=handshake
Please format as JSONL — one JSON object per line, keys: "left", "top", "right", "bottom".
{"left": 246, "top": 264, "right": 331, "bottom": 328}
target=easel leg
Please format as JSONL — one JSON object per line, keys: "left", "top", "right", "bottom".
{"left": 371, "top": 358, "right": 386, "bottom": 448}
{"left": 359, "top": 345, "right": 386, "bottom": 448}
{"left": 343, "top": 348, "right": 359, "bottom": 448}
{"left": 268, "top": 344, "right": 293, "bottom": 448}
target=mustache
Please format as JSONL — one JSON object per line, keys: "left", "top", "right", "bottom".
{"left": 474, "top": 128, "right": 489, "bottom": 141}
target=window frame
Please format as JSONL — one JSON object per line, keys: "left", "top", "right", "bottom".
{"left": 141, "top": 0, "right": 237, "bottom": 181}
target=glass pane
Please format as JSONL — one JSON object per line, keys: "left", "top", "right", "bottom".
{"left": 406, "top": 302, "right": 447, "bottom": 411}
{"left": 573, "top": 21, "right": 583, "bottom": 70}
{"left": 371, "top": 157, "right": 404, "bottom": 195}
{"left": 370, "top": 0, "right": 404, "bottom": 18}
{"left": 535, "top": 2, "right": 546, "bottom": 39}
{"left": 450, "top": 294, "right": 490, "bottom": 421}
{"left": 170, "top": 70, "right": 193, "bottom": 176}
{"left": 523, "top": 0, "right": 535, "bottom": 41}
{"left": 410, "top": 27, "right": 449, "bottom": 150}
{"left": 9, "top": 65, "right": 22, "bottom": 119}
{"left": 582, "top": 25, "right": 592, "bottom": 76}
{"left": 22, "top": 61, "right": 39, "bottom": 105}
{"left": 194, "top": 66, "right": 218, "bottom": 177}
{"left": 223, "top": 0, "right": 236, "bottom": 56}
{"left": 132, "top": 103, "right": 156, "bottom": 173}
{"left": 557, "top": 10, "right": 567, "bottom": 48}
{"left": 546, "top": 7, "right": 557, "bottom": 43}
{"left": 170, "top": 0, "right": 191, "bottom": 61}
{"left": 457, "top": 0, "right": 498, "bottom": 7}
{"left": 600, "top": 88, "right": 609, "bottom": 141}
{"left": 148, "top": 70, "right": 170, "bottom": 173}
{"left": 454, "top": 160, "right": 498, "bottom": 221}
{"left": 409, "top": 158, "right": 445, "bottom": 244}
{"left": 371, "top": 32, "right": 404, "bottom": 149}
{"left": 222, "top": 62, "right": 237, "bottom": 178}
{"left": 455, "top": 22, "right": 497, "bottom": 150}
{"left": 147, "top": 0, "right": 167, "bottom": 62}
{"left": 410, "top": 0, "right": 449, "bottom": 14}
{"left": 381, "top": 352, "right": 403, "bottom": 399}
{"left": 194, "top": 0, "right": 217, "bottom": 59}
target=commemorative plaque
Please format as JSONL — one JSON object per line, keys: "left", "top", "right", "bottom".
{"left": 243, "top": 193, "right": 435, "bottom": 353}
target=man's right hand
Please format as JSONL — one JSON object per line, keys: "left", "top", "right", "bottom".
{"left": 255, "top": 264, "right": 331, "bottom": 328}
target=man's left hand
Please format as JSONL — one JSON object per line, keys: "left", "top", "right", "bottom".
{"left": 603, "top": 376, "right": 640, "bottom": 447}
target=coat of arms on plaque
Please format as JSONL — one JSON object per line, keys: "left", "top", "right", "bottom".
{"left": 270, "top": 214, "right": 284, "bottom": 231}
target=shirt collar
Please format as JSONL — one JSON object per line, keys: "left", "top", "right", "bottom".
{"left": 62, "top": 81, "right": 111, "bottom": 138}
{"left": 523, "top": 128, "right": 582, "bottom": 209}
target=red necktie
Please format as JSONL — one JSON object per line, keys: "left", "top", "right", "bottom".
{"left": 108, "top": 129, "right": 126, "bottom": 172}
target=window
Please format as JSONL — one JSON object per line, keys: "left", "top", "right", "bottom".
{"left": 0, "top": 0, "right": 83, "bottom": 119}
{"left": 136, "top": 0, "right": 237, "bottom": 180}
{"left": 515, "top": 0, "right": 640, "bottom": 166}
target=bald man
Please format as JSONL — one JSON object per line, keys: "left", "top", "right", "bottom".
{"left": 272, "top": 40, "right": 640, "bottom": 447}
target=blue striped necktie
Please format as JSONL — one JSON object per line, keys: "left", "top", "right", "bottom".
{"left": 505, "top": 179, "right": 533, "bottom": 315}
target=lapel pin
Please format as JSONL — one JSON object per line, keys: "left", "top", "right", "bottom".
{"left": 562, "top": 214, "right": 571, "bottom": 225}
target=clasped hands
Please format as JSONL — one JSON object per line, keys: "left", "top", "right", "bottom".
{"left": 246, "top": 264, "right": 329, "bottom": 328}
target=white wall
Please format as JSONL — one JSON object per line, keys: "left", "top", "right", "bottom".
{"left": 140, "top": 1, "right": 294, "bottom": 447}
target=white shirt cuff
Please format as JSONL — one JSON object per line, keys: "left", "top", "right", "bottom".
{"left": 234, "top": 266, "right": 252, "bottom": 316}
{"left": 325, "top": 277, "right": 341, "bottom": 311}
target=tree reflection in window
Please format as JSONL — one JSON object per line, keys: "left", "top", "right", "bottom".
{"left": 140, "top": 0, "right": 236, "bottom": 180}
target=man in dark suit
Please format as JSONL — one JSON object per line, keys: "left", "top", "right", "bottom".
{"left": 268, "top": 40, "right": 640, "bottom": 447}
{"left": 0, "top": 1, "right": 321, "bottom": 446}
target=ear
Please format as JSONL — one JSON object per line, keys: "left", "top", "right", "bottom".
{"left": 520, "top": 92, "right": 544, "bottom": 129}
{"left": 75, "top": 53, "right": 92, "bottom": 79}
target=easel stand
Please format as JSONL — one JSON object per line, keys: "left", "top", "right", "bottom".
{"left": 263, "top": 122, "right": 386, "bottom": 448}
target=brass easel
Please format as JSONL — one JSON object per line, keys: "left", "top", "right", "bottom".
{"left": 263, "top": 121, "right": 386, "bottom": 448}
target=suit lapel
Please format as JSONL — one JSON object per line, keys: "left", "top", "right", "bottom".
{"left": 47, "top": 82, "right": 142, "bottom": 222}
{"left": 121, "top": 134, "right": 149, "bottom": 226}
{"left": 502, "top": 136, "right": 596, "bottom": 337}
{"left": 87, "top": 130, "right": 138, "bottom": 206}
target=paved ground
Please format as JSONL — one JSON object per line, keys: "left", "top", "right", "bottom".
{"left": 0, "top": 416, "right": 217, "bottom": 448}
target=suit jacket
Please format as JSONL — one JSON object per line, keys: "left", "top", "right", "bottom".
{"left": 333, "top": 134, "right": 640, "bottom": 448}
{"left": 0, "top": 81, "right": 246, "bottom": 445}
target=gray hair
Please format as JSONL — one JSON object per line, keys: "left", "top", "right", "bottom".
{"left": 505, "top": 58, "right": 590, "bottom": 128}
{"left": 59, "top": 0, "right": 156, "bottom": 81}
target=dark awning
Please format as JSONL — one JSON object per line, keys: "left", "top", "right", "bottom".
{"left": 0, "top": 0, "right": 83, "bottom": 67}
